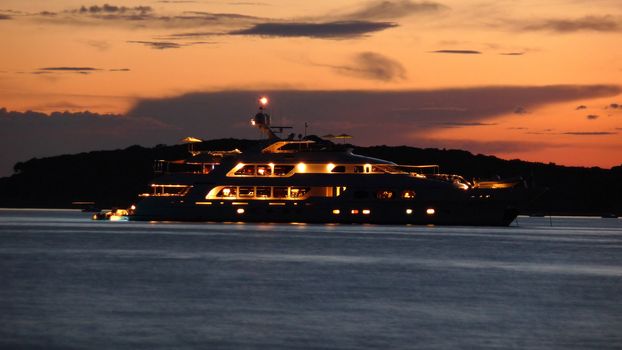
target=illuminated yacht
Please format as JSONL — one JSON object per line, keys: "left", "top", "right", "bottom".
{"left": 132, "top": 97, "right": 525, "bottom": 226}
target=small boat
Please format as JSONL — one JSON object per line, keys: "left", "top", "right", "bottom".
{"left": 129, "top": 98, "right": 528, "bottom": 226}
{"left": 92, "top": 208, "right": 131, "bottom": 221}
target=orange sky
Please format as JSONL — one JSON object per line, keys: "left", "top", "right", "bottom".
{"left": 1, "top": 0, "right": 621, "bottom": 173}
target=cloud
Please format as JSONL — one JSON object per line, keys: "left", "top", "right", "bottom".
{"left": 109, "top": 68, "right": 130, "bottom": 71}
{"left": 431, "top": 50, "right": 481, "bottom": 54}
{"left": 514, "top": 106, "right": 528, "bottom": 114}
{"left": 586, "top": 114, "right": 599, "bottom": 120}
{"left": 229, "top": 21, "right": 398, "bottom": 38}
{"left": 127, "top": 41, "right": 182, "bottom": 49}
{"left": 334, "top": 0, "right": 447, "bottom": 21}
{"left": 320, "top": 52, "right": 407, "bottom": 81}
{"left": 434, "top": 122, "right": 497, "bottom": 127}
{"left": 127, "top": 40, "right": 215, "bottom": 49}
{"left": 563, "top": 131, "right": 617, "bottom": 135}
{"left": 0, "top": 14, "right": 12, "bottom": 20}
{"left": 576, "top": 105, "right": 587, "bottom": 110}
{"left": 74, "top": 4, "right": 153, "bottom": 15}
{"left": 609, "top": 103, "right": 620, "bottom": 109}
{"left": 500, "top": 52, "right": 524, "bottom": 56}
{"left": 39, "top": 67, "right": 100, "bottom": 72}
{"left": 520, "top": 15, "right": 622, "bottom": 33}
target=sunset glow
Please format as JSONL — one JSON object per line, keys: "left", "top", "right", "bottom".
{"left": 1, "top": 0, "right": 621, "bottom": 176}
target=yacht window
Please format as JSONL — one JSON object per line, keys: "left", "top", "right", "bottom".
{"left": 401, "top": 190, "right": 416, "bottom": 199}
{"left": 239, "top": 187, "right": 254, "bottom": 197}
{"left": 234, "top": 165, "right": 255, "bottom": 176}
{"left": 331, "top": 165, "right": 346, "bottom": 173}
{"left": 290, "top": 187, "right": 309, "bottom": 198}
{"left": 377, "top": 190, "right": 394, "bottom": 199}
{"left": 353, "top": 166, "right": 364, "bottom": 173}
{"left": 273, "top": 187, "right": 288, "bottom": 198}
{"left": 273, "top": 165, "right": 294, "bottom": 176}
{"left": 256, "top": 187, "right": 271, "bottom": 198}
{"left": 218, "top": 187, "right": 237, "bottom": 197}
{"left": 256, "top": 165, "right": 271, "bottom": 176}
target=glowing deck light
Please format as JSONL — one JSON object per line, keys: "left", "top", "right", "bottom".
{"left": 236, "top": 208, "right": 245, "bottom": 214}
{"left": 362, "top": 209, "right": 371, "bottom": 215}
{"left": 351, "top": 209, "right": 359, "bottom": 215}
{"left": 130, "top": 204, "right": 136, "bottom": 210}
{"left": 332, "top": 209, "right": 340, "bottom": 214}
{"left": 406, "top": 209, "right": 413, "bottom": 215}
{"left": 326, "top": 163, "right": 336, "bottom": 172}
{"left": 259, "top": 96, "right": 269, "bottom": 106}
{"left": 296, "top": 162, "right": 307, "bottom": 173}
{"left": 426, "top": 208, "right": 436, "bottom": 215}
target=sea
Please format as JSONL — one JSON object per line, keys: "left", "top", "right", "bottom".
{"left": 1, "top": 209, "right": 621, "bottom": 350}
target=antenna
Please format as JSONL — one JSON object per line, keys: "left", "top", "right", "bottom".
{"left": 250, "top": 96, "right": 292, "bottom": 140}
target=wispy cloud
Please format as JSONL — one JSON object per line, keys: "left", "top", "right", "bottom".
{"left": 0, "top": 14, "right": 12, "bottom": 20}
{"left": 500, "top": 52, "right": 524, "bottom": 56}
{"left": 127, "top": 40, "right": 215, "bottom": 49}
{"left": 586, "top": 114, "right": 599, "bottom": 120}
{"left": 229, "top": 21, "right": 397, "bottom": 38}
{"left": 39, "top": 67, "right": 101, "bottom": 72}
{"left": 431, "top": 50, "right": 481, "bottom": 54}
{"left": 333, "top": 0, "right": 447, "bottom": 21}
{"left": 576, "top": 105, "right": 587, "bottom": 110}
{"left": 316, "top": 52, "right": 407, "bottom": 81}
{"left": 563, "top": 131, "right": 617, "bottom": 135}
{"left": 519, "top": 15, "right": 622, "bottom": 33}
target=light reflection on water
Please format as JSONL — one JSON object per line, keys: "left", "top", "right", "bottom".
{"left": 1, "top": 209, "right": 621, "bottom": 349}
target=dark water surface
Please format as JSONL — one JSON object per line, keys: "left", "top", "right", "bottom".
{"left": 1, "top": 209, "right": 622, "bottom": 349}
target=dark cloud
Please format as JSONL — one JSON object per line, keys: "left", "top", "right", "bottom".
{"left": 2, "top": 84, "right": 620, "bottom": 177}
{"left": 514, "top": 106, "right": 528, "bottom": 114}
{"left": 39, "top": 67, "right": 100, "bottom": 71}
{"left": 520, "top": 15, "right": 622, "bottom": 33}
{"left": 156, "top": 1, "right": 197, "bottom": 3}
{"left": 586, "top": 114, "right": 599, "bottom": 120}
{"left": 500, "top": 52, "right": 524, "bottom": 56}
{"left": 576, "top": 105, "right": 587, "bottom": 110}
{"left": 109, "top": 68, "right": 131, "bottom": 71}
{"left": 609, "top": 103, "right": 620, "bottom": 109}
{"left": 0, "top": 14, "right": 12, "bottom": 20}
{"left": 321, "top": 52, "right": 407, "bottom": 81}
{"left": 39, "top": 11, "right": 57, "bottom": 16}
{"left": 229, "top": 21, "right": 397, "bottom": 38}
{"left": 336, "top": 0, "right": 447, "bottom": 21}
{"left": 127, "top": 41, "right": 182, "bottom": 49}
{"left": 75, "top": 4, "right": 153, "bottom": 15}
{"left": 126, "top": 40, "right": 215, "bottom": 49}
{"left": 563, "top": 131, "right": 617, "bottom": 135}
{"left": 431, "top": 50, "right": 481, "bottom": 54}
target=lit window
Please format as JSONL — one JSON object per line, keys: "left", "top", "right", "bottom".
{"left": 362, "top": 209, "right": 371, "bottom": 215}
{"left": 401, "top": 190, "right": 416, "bottom": 199}
{"left": 426, "top": 208, "right": 435, "bottom": 215}
{"left": 406, "top": 209, "right": 413, "bottom": 214}
{"left": 332, "top": 209, "right": 340, "bottom": 214}
{"left": 351, "top": 209, "right": 359, "bottom": 214}
{"left": 326, "top": 163, "right": 336, "bottom": 172}
{"left": 377, "top": 190, "right": 394, "bottom": 199}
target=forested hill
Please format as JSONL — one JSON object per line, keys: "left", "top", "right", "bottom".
{"left": 0, "top": 139, "right": 620, "bottom": 216}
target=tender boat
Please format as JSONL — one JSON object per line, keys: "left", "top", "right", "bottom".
{"left": 131, "top": 98, "right": 526, "bottom": 226}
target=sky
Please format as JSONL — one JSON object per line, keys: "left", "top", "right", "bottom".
{"left": 1, "top": 0, "right": 621, "bottom": 176}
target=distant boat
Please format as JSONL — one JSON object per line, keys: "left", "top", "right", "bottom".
{"left": 129, "top": 98, "right": 528, "bottom": 226}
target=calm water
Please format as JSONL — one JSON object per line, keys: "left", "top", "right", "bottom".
{"left": 1, "top": 209, "right": 621, "bottom": 349}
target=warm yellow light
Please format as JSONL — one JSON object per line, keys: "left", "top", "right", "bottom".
{"left": 364, "top": 163, "right": 372, "bottom": 173}
{"left": 332, "top": 209, "right": 340, "bottom": 214}
{"left": 326, "top": 163, "right": 335, "bottom": 172}
{"left": 426, "top": 208, "right": 436, "bottom": 215}
{"left": 296, "top": 162, "right": 306, "bottom": 173}
{"left": 406, "top": 209, "right": 413, "bottom": 214}
{"left": 236, "top": 208, "right": 245, "bottom": 214}
{"left": 351, "top": 209, "right": 359, "bottom": 214}
{"left": 130, "top": 205, "right": 136, "bottom": 210}
{"left": 259, "top": 96, "right": 268, "bottom": 106}
{"left": 234, "top": 163, "right": 244, "bottom": 171}
{"left": 362, "top": 209, "right": 371, "bottom": 215}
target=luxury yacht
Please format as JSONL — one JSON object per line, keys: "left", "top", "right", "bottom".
{"left": 130, "top": 98, "right": 526, "bottom": 226}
